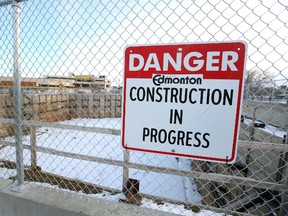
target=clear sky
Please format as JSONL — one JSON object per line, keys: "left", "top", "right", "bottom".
{"left": 0, "top": 0, "right": 287, "bottom": 86}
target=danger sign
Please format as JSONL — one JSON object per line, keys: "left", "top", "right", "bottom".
{"left": 122, "top": 41, "right": 247, "bottom": 163}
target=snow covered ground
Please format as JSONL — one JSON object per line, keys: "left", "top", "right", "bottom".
{"left": 0, "top": 118, "right": 229, "bottom": 215}
{"left": 1, "top": 116, "right": 285, "bottom": 215}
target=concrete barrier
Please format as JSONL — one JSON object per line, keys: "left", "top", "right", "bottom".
{"left": 0, "top": 179, "right": 176, "bottom": 216}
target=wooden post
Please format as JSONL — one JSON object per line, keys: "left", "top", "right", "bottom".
{"left": 249, "top": 107, "right": 257, "bottom": 141}
{"left": 76, "top": 94, "right": 82, "bottom": 118}
{"left": 122, "top": 150, "right": 130, "bottom": 193}
{"left": 111, "top": 94, "right": 116, "bottom": 117}
{"left": 88, "top": 94, "right": 93, "bottom": 118}
{"left": 125, "top": 178, "right": 142, "bottom": 204}
{"left": 30, "top": 125, "right": 37, "bottom": 168}
{"left": 100, "top": 94, "right": 105, "bottom": 118}
{"left": 245, "top": 107, "right": 257, "bottom": 177}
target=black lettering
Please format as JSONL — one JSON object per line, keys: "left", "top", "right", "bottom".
{"left": 141, "top": 127, "right": 210, "bottom": 149}
{"left": 153, "top": 74, "right": 161, "bottom": 86}
{"left": 155, "top": 87, "right": 162, "bottom": 102}
{"left": 189, "top": 88, "right": 197, "bottom": 104}
{"left": 142, "top": 127, "right": 149, "bottom": 141}
{"left": 169, "top": 109, "right": 183, "bottom": 124}
{"left": 202, "top": 133, "right": 210, "bottom": 148}
{"left": 158, "top": 129, "right": 167, "bottom": 143}
{"left": 146, "top": 87, "right": 155, "bottom": 101}
{"left": 173, "top": 77, "right": 179, "bottom": 84}
{"left": 196, "top": 77, "right": 202, "bottom": 84}
{"left": 165, "top": 77, "right": 173, "bottom": 84}
{"left": 130, "top": 87, "right": 137, "bottom": 101}
{"left": 223, "top": 89, "right": 233, "bottom": 105}
{"left": 163, "top": 88, "right": 170, "bottom": 102}
{"left": 129, "top": 86, "right": 232, "bottom": 106}
{"left": 137, "top": 87, "right": 145, "bottom": 101}
{"left": 206, "top": 89, "right": 210, "bottom": 105}
{"left": 211, "top": 89, "right": 222, "bottom": 105}
{"left": 150, "top": 128, "right": 158, "bottom": 142}
{"left": 170, "top": 88, "right": 178, "bottom": 103}
{"left": 177, "top": 130, "right": 186, "bottom": 145}
{"left": 186, "top": 131, "right": 193, "bottom": 146}
{"left": 193, "top": 132, "right": 201, "bottom": 147}
{"left": 179, "top": 88, "right": 188, "bottom": 103}
{"left": 198, "top": 88, "right": 206, "bottom": 104}
{"left": 168, "top": 130, "right": 176, "bottom": 144}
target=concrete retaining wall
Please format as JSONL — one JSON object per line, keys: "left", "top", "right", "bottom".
{"left": 0, "top": 179, "right": 176, "bottom": 216}
{"left": 0, "top": 93, "right": 122, "bottom": 137}
{"left": 69, "top": 93, "right": 122, "bottom": 118}
{"left": 0, "top": 94, "right": 71, "bottom": 138}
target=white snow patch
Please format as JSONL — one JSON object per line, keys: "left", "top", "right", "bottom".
{"left": 0, "top": 118, "right": 226, "bottom": 215}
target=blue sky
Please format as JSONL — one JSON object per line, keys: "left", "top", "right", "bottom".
{"left": 0, "top": 0, "right": 288, "bottom": 85}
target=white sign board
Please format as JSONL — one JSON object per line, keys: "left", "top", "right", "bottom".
{"left": 122, "top": 42, "right": 247, "bottom": 163}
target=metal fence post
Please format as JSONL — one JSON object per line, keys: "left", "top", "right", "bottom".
{"left": 122, "top": 150, "right": 130, "bottom": 193}
{"left": 9, "top": 0, "right": 24, "bottom": 192}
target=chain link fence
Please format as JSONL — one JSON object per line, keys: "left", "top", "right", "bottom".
{"left": 0, "top": 0, "right": 288, "bottom": 215}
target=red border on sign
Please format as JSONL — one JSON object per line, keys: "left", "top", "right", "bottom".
{"left": 122, "top": 41, "right": 247, "bottom": 163}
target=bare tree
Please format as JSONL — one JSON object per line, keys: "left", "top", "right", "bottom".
{"left": 244, "top": 70, "right": 274, "bottom": 99}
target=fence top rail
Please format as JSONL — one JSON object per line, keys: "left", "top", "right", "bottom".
{"left": 0, "top": 118, "right": 121, "bottom": 135}
{"left": 238, "top": 140, "right": 288, "bottom": 152}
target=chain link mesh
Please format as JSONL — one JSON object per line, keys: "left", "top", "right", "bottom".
{"left": 0, "top": 0, "right": 288, "bottom": 215}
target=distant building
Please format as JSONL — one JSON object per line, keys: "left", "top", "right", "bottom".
{"left": 73, "top": 75, "right": 111, "bottom": 93}
{"left": 37, "top": 75, "right": 75, "bottom": 88}
{"left": 0, "top": 76, "right": 38, "bottom": 94}
{"left": 0, "top": 74, "right": 112, "bottom": 94}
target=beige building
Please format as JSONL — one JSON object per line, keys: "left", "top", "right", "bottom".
{"left": 0, "top": 76, "right": 39, "bottom": 94}
{"left": 73, "top": 75, "right": 111, "bottom": 92}
{"left": 38, "top": 76, "right": 75, "bottom": 88}
{"left": 0, "top": 75, "right": 111, "bottom": 93}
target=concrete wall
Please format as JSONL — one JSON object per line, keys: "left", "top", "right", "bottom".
{"left": 0, "top": 93, "right": 122, "bottom": 137}
{"left": 0, "top": 179, "right": 176, "bottom": 216}
{"left": 0, "top": 94, "right": 71, "bottom": 138}
{"left": 69, "top": 93, "right": 122, "bottom": 118}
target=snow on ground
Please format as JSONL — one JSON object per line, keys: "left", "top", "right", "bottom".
{"left": 27, "top": 182, "right": 221, "bottom": 216}
{"left": 0, "top": 118, "right": 218, "bottom": 215}
{"left": 2, "top": 117, "right": 284, "bottom": 214}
